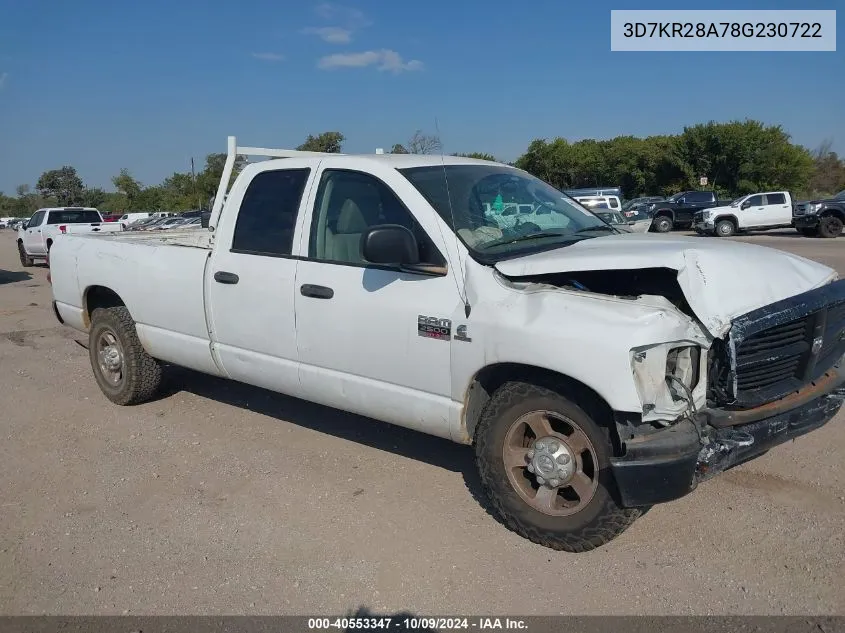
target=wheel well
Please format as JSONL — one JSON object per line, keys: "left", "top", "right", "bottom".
{"left": 463, "top": 363, "right": 619, "bottom": 452}
{"left": 16, "top": 237, "right": 22, "bottom": 244}
{"left": 83, "top": 286, "right": 126, "bottom": 327}
{"left": 820, "top": 207, "right": 845, "bottom": 221}
{"left": 46, "top": 238, "right": 53, "bottom": 249}
{"left": 714, "top": 215, "right": 737, "bottom": 227}
{"left": 653, "top": 210, "right": 673, "bottom": 219}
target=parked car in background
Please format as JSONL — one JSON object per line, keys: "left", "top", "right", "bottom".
{"left": 593, "top": 210, "right": 652, "bottom": 234}
{"left": 573, "top": 195, "right": 622, "bottom": 212}
{"left": 693, "top": 191, "right": 795, "bottom": 237}
{"left": 622, "top": 196, "right": 664, "bottom": 212}
{"left": 622, "top": 197, "right": 664, "bottom": 220}
{"left": 17, "top": 207, "right": 123, "bottom": 266}
{"left": 793, "top": 190, "right": 845, "bottom": 238}
{"left": 648, "top": 191, "right": 733, "bottom": 233}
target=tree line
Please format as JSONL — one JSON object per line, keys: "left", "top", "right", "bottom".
{"left": 2, "top": 120, "right": 843, "bottom": 219}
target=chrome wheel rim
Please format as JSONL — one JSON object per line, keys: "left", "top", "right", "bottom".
{"left": 96, "top": 329, "right": 125, "bottom": 387}
{"left": 502, "top": 410, "right": 600, "bottom": 516}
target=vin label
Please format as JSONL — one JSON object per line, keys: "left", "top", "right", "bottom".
{"left": 418, "top": 315, "right": 452, "bottom": 340}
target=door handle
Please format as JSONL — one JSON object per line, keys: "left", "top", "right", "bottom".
{"left": 214, "top": 271, "right": 239, "bottom": 284}
{"left": 300, "top": 284, "right": 334, "bottom": 299}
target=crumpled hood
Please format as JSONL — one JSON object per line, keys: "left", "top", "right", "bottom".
{"left": 493, "top": 233, "right": 838, "bottom": 337}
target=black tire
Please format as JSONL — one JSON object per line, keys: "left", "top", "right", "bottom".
{"left": 818, "top": 216, "right": 843, "bottom": 239}
{"left": 474, "top": 381, "right": 643, "bottom": 552}
{"left": 652, "top": 215, "right": 673, "bottom": 233}
{"left": 88, "top": 306, "right": 162, "bottom": 405}
{"left": 17, "top": 241, "right": 34, "bottom": 267}
{"left": 714, "top": 219, "right": 736, "bottom": 237}
{"left": 799, "top": 227, "right": 818, "bottom": 237}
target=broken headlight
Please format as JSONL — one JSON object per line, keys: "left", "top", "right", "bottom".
{"left": 631, "top": 343, "right": 706, "bottom": 419}
{"left": 665, "top": 345, "right": 701, "bottom": 400}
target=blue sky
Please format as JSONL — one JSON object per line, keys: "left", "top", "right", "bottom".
{"left": 0, "top": 0, "right": 842, "bottom": 194}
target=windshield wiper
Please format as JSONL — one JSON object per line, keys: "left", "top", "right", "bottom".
{"left": 571, "top": 225, "right": 617, "bottom": 235}
{"left": 481, "top": 231, "right": 571, "bottom": 249}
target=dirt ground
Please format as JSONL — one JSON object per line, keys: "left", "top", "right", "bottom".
{"left": 0, "top": 229, "right": 843, "bottom": 616}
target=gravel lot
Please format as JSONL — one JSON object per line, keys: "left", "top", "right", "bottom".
{"left": 0, "top": 229, "right": 843, "bottom": 616}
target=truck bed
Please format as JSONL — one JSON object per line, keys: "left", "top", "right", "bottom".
{"left": 73, "top": 228, "right": 213, "bottom": 249}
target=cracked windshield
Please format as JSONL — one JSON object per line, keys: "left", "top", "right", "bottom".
{"left": 400, "top": 165, "right": 614, "bottom": 257}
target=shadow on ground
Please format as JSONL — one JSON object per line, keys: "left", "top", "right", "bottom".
{"left": 158, "top": 365, "right": 491, "bottom": 513}
{"left": 0, "top": 269, "right": 31, "bottom": 285}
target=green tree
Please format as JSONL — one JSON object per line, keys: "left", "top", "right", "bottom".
{"left": 112, "top": 168, "right": 142, "bottom": 208}
{"left": 81, "top": 187, "right": 107, "bottom": 208}
{"left": 453, "top": 152, "right": 498, "bottom": 161}
{"left": 807, "top": 140, "right": 845, "bottom": 197}
{"left": 297, "top": 132, "right": 344, "bottom": 153}
{"left": 390, "top": 143, "right": 409, "bottom": 154}
{"left": 36, "top": 166, "right": 84, "bottom": 206}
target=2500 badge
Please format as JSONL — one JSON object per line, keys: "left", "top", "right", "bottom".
{"left": 418, "top": 315, "right": 452, "bottom": 340}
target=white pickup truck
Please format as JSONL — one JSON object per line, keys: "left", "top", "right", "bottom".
{"left": 17, "top": 206, "right": 123, "bottom": 266}
{"left": 692, "top": 191, "right": 795, "bottom": 237}
{"left": 49, "top": 137, "right": 845, "bottom": 552}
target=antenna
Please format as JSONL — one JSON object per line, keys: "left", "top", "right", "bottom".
{"left": 434, "top": 117, "right": 471, "bottom": 318}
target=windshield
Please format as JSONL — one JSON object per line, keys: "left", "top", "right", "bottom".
{"left": 730, "top": 196, "right": 746, "bottom": 207}
{"left": 666, "top": 192, "right": 685, "bottom": 203}
{"left": 835, "top": 190, "right": 845, "bottom": 201}
{"left": 398, "top": 165, "right": 614, "bottom": 260}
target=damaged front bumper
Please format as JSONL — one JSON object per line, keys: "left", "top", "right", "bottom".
{"left": 609, "top": 366, "right": 845, "bottom": 508}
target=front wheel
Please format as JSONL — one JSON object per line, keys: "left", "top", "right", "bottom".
{"left": 652, "top": 216, "right": 673, "bottom": 233}
{"left": 474, "top": 382, "right": 643, "bottom": 552}
{"left": 715, "top": 219, "right": 736, "bottom": 237}
{"left": 818, "top": 216, "right": 843, "bottom": 238}
{"left": 88, "top": 306, "right": 162, "bottom": 405}
{"left": 17, "top": 241, "right": 34, "bottom": 267}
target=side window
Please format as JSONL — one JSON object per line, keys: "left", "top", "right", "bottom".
{"left": 685, "top": 191, "right": 712, "bottom": 203}
{"left": 746, "top": 195, "right": 763, "bottom": 207}
{"left": 309, "top": 170, "right": 445, "bottom": 267}
{"left": 231, "top": 168, "right": 310, "bottom": 256}
{"left": 29, "top": 211, "right": 45, "bottom": 226}
{"left": 765, "top": 193, "right": 786, "bottom": 205}
{"left": 608, "top": 197, "right": 620, "bottom": 209}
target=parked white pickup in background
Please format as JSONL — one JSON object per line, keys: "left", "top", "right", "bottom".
{"left": 17, "top": 207, "right": 123, "bottom": 266}
{"left": 693, "top": 191, "right": 794, "bottom": 237}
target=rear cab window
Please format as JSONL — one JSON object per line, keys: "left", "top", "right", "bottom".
{"left": 46, "top": 209, "right": 102, "bottom": 224}
{"left": 230, "top": 168, "right": 311, "bottom": 256}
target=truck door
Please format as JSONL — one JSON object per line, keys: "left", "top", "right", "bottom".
{"left": 762, "top": 192, "right": 792, "bottom": 225}
{"left": 23, "top": 210, "right": 47, "bottom": 255}
{"left": 740, "top": 194, "right": 766, "bottom": 227}
{"left": 293, "top": 166, "right": 460, "bottom": 438}
{"left": 205, "top": 164, "right": 315, "bottom": 395}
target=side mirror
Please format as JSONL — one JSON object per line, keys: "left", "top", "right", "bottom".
{"left": 201, "top": 211, "right": 211, "bottom": 229}
{"left": 362, "top": 224, "right": 419, "bottom": 265}
{"left": 740, "top": 200, "right": 751, "bottom": 210}
{"left": 21, "top": 222, "right": 28, "bottom": 230}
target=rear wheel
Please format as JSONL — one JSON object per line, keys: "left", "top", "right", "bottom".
{"left": 17, "top": 241, "right": 34, "bottom": 267}
{"left": 88, "top": 306, "right": 162, "bottom": 405}
{"left": 818, "top": 216, "right": 843, "bottom": 238}
{"left": 715, "top": 219, "right": 736, "bottom": 237}
{"left": 474, "top": 381, "right": 643, "bottom": 552}
{"left": 652, "top": 215, "right": 673, "bottom": 233}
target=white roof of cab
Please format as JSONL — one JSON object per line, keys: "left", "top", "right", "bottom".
{"left": 251, "top": 153, "right": 505, "bottom": 170}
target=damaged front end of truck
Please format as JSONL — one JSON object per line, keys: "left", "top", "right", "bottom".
{"left": 491, "top": 240, "right": 845, "bottom": 508}
{"left": 614, "top": 278, "right": 845, "bottom": 507}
